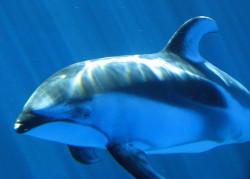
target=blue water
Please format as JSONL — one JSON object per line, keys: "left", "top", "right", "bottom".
{"left": 0, "top": 0, "right": 249, "bottom": 178}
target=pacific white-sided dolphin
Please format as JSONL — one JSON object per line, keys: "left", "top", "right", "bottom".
{"left": 14, "top": 16, "right": 250, "bottom": 179}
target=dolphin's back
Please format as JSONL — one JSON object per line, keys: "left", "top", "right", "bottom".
{"left": 35, "top": 53, "right": 226, "bottom": 108}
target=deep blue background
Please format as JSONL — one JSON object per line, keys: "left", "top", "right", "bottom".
{"left": 0, "top": 0, "right": 249, "bottom": 178}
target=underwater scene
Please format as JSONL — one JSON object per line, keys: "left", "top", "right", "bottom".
{"left": 1, "top": 0, "right": 250, "bottom": 179}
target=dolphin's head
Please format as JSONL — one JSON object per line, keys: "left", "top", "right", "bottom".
{"left": 14, "top": 62, "right": 108, "bottom": 147}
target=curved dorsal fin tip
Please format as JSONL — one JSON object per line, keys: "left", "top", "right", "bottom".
{"left": 163, "top": 16, "right": 218, "bottom": 63}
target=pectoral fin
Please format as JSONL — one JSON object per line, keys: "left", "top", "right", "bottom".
{"left": 68, "top": 145, "right": 101, "bottom": 164}
{"left": 107, "top": 143, "right": 165, "bottom": 179}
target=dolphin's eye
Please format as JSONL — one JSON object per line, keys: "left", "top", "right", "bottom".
{"left": 83, "top": 106, "right": 92, "bottom": 118}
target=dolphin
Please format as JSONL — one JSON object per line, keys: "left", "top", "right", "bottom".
{"left": 14, "top": 16, "right": 250, "bottom": 179}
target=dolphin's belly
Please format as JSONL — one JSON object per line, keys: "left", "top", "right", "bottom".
{"left": 92, "top": 92, "right": 233, "bottom": 153}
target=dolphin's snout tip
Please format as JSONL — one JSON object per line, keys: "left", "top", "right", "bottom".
{"left": 14, "top": 121, "right": 26, "bottom": 134}
{"left": 14, "top": 116, "right": 27, "bottom": 134}
{"left": 14, "top": 111, "right": 51, "bottom": 134}
{"left": 14, "top": 112, "right": 31, "bottom": 134}
{"left": 14, "top": 122, "right": 21, "bottom": 130}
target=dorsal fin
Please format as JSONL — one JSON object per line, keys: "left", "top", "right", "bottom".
{"left": 163, "top": 16, "right": 218, "bottom": 63}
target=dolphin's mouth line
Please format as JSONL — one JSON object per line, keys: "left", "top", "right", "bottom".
{"left": 14, "top": 112, "right": 73, "bottom": 134}
{"left": 14, "top": 112, "right": 108, "bottom": 141}
{"left": 14, "top": 120, "right": 72, "bottom": 134}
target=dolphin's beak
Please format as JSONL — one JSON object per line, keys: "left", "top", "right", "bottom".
{"left": 14, "top": 112, "right": 50, "bottom": 134}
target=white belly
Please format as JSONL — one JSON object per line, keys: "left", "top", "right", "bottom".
{"left": 91, "top": 93, "right": 231, "bottom": 153}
